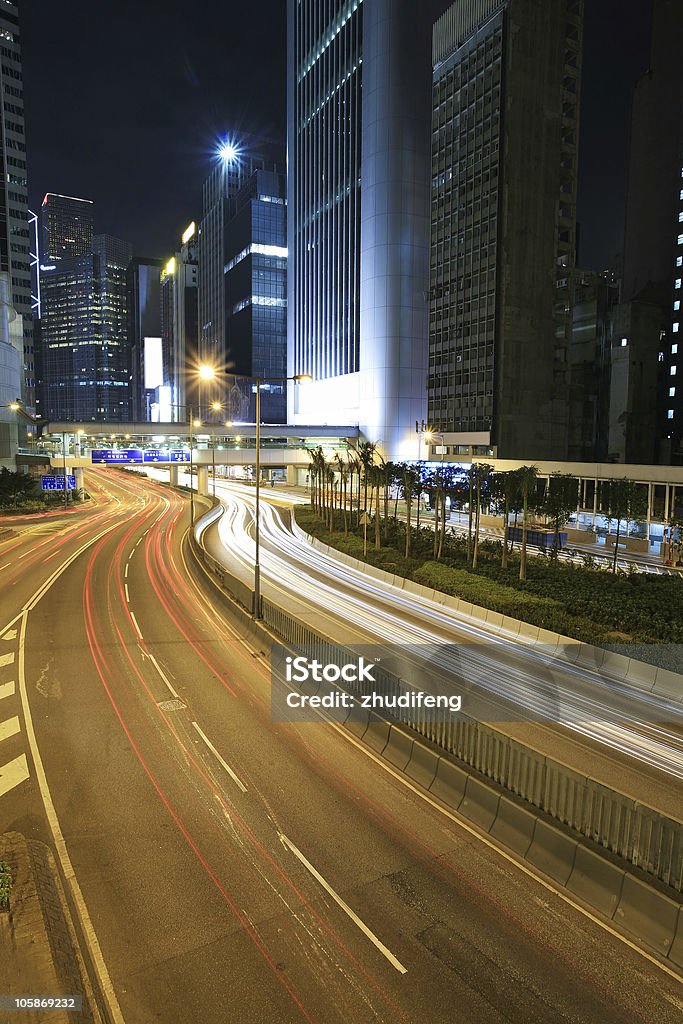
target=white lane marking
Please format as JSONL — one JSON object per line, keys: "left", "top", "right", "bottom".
{"left": 129, "top": 612, "right": 143, "bottom": 639}
{"left": 329, "top": 721, "right": 683, "bottom": 985}
{"left": 0, "top": 716, "right": 20, "bottom": 742}
{"left": 0, "top": 652, "right": 15, "bottom": 668}
{"left": 1, "top": 629, "right": 17, "bottom": 640}
{"left": 192, "top": 721, "right": 248, "bottom": 794}
{"left": 16, "top": 612, "right": 126, "bottom": 1023}
{"left": 0, "top": 753, "right": 29, "bottom": 797}
{"left": 124, "top": 563, "right": 129, "bottom": 579}
{"left": 278, "top": 831, "right": 408, "bottom": 975}
{"left": 0, "top": 563, "right": 9, "bottom": 571}
{"left": 124, "top": 583, "right": 130, "bottom": 603}
{"left": 146, "top": 650, "right": 181, "bottom": 699}
{"left": 0, "top": 681, "right": 16, "bottom": 701}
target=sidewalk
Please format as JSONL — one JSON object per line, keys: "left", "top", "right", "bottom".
{"left": 0, "top": 833, "right": 99, "bottom": 1024}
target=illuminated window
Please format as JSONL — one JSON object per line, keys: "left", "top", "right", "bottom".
{"left": 676, "top": 301, "right": 681, "bottom": 311}
{"left": 674, "top": 344, "right": 679, "bottom": 354}
{"left": 674, "top": 323, "right": 680, "bottom": 333}
{"left": 678, "top": 257, "right": 683, "bottom": 267}
{"left": 676, "top": 279, "right": 682, "bottom": 289}
{"left": 679, "top": 212, "right": 683, "bottom": 222}
{"left": 671, "top": 365, "right": 678, "bottom": 376}
{"left": 670, "top": 387, "right": 676, "bottom": 397}
{"left": 679, "top": 234, "right": 683, "bottom": 245}
{"left": 669, "top": 410, "right": 675, "bottom": 420}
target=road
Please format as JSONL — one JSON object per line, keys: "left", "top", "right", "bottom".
{"left": 1, "top": 468, "right": 682, "bottom": 1023}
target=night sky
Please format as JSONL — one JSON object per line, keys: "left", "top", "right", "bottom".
{"left": 21, "top": 1, "right": 652, "bottom": 269}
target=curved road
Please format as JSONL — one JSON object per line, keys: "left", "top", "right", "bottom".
{"left": 0, "top": 469, "right": 681, "bottom": 1023}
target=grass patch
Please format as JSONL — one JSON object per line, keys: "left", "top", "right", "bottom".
{"left": 296, "top": 506, "right": 683, "bottom": 657}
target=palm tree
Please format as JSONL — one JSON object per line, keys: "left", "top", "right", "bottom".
{"left": 399, "top": 463, "right": 419, "bottom": 558}
{"left": 357, "top": 441, "right": 376, "bottom": 523}
{"left": 335, "top": 453, "right": 350, "bottom": 534}
{"left": 518, "top": 465, "right": 539, "bottom": 582}
{"left": 471, "top": 463, "right": 494, "bottom": 570}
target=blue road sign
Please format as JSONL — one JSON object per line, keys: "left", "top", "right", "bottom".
{"left": 169, "top": 450, "right": 191, "bottom": 463}
{"left": 143, "top": 449, "right": 167, "bottom": 463}
{"left": 91, "top": 449, "right": 143, "bottom": 464}
{"left": 42, "top": 475, "right": 77, "bottom": 491}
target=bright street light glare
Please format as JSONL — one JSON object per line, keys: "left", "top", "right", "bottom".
{"left": 218, "top": 141, "right": 238, "bottom": 163}
{"left": 198, "top": 364, "right": 216, "bottom": 381}
{"left": 211, "top": 401, "right": 222, "bottom": 411}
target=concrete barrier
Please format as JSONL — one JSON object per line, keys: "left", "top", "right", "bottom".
{"left": 566, "top": 846, "right": 625, "bottom": 918}
{"left": 363, "top": 714, "right": 391, "bottom": 754}
{"left": 382, "top": 727, "right": 414, "bottom": 771}
{"left": 652, "top": 667, "right": 683, "bottom": 702}
{"left": 622, "top": 658, "right": 657, "bottom": 693}
{"left": 346, "top": 714, "right": 370, "bottom": 739}
{"left": 460, "top": 776, "right": 501, "bottom": 831}
{"left": 489, "top": 796, "right": 536, "bottom": 857}
{"left": 668, "top": 908, "right": 683, "bottom": 969}
{"left": 429, "top": 757, "right": 467, "bottom": 811}
{"left": 526, "top": 820, "right": 578, "bottom": 886}
{"left": 613, "top": 875, "right": 680, "bottom": 956}
{"left": 404, "top": 741, "right": 439, "bottom": 789}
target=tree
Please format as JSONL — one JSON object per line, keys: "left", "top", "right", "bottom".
{"left": 335, "top": 454, "right": 350, "bottom": 534}
{"left": 602, "top": 478, "right": 649, "bottom": 574}
{"left": 0, "top": 468, "right": 34, "bottom": 508}
{"left": 471, "top": 463, "right": 494, "bottom": 570}
{"left": 357, "top": 441, "right": 376, "bottom": 522}
{"left": 517, "top": 465, "right": 539, "bottom": 582}
{"left": 398, "top": 463, "right": 420, "bottom": 558}
{"left": 543, "top": 473, "right": 579, "bottom": 553}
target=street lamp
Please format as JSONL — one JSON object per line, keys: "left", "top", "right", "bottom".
{"left": 189, "top": 413, "right": 201, "bottom": 526}
{"left": 210, "top": 401, "right": 222, "bottom": 497}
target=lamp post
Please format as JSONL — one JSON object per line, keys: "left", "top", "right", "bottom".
{"left": 210, "top": 401, "right": 222, "bottom": 498}
{"left": 189, "top": 409, "right": 201, "bottom": 526}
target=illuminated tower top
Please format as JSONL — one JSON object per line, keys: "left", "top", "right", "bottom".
{"left": 41, "top": 193, "right": 94, "bottom": 263}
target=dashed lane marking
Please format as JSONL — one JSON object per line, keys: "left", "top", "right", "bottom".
{"left": 0, "top": 715, "right": 20, "bottom": 742}
{"left": 0, "top": 681, "right": 15, "bottom": 700}
{"left": 0, "top": 652, "right": 15, "bottom": 668}
{"left": 0, "top": 753, "right": 29, "bottom": 798}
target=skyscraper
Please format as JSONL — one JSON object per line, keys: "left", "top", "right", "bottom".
{"left": 127, "top": 256, "right": 164, "bottom": 420}
{"left": 287, "top": 0, "right": 435, "bottom": 459}
{"left": 41, "top": 234, "right": 132, "bottom": 421}
{"left": 429, "top": 0, "right": 583, "bottom": 459}
{"left": 41, "top": 193, "right": 94, "bottom": 263}
{"left": 0, "top": 1, "right": 32, "bottom": 411}
{"left": 615, "top": 0, "right": 682, "bottom": 464}
{"left": 160, "top": 222, "right": 199, "bottom": 422}
{"left": 198, "top": 147, "right": 279, "bottom": 377}
{"left": 223, "top": 166, "right": 287, "bottom": 423}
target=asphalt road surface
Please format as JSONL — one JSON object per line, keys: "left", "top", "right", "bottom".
{"left": 1, "top": 469, "right": 682, "bottom": 1023}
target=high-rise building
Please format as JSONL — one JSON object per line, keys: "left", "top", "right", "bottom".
{"left": 160, "top": 223, "right": 199, "bottom": 423}
{"left": 287, "top": 0, "right": 436, "bottom": 459}
{"left": 41, "top": 234, "right": 132, "bottom": 421}
{"left": 198, "top": 147, "right": 279, "bottom": 377}
{"left": 614, "top": 0, "right": 683, "bottom": 464}
{"left": 128, "top": 256, "right": 164, "bottom": 420}
{"left": 40, "top": 193, "right": 94, "bottom": 263}
{"left": 0, "top": 1, "right": 32, "bottom": 412}
{"left": 568, "top": 269, "right": 619, "bottom": 462}
{"left": 428, "top": 0, "right": 583, "bottom": 459}
{"left": 224, "top": 167, "right": 287, "bottom": 423}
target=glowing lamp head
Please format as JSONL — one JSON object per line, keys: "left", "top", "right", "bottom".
{"left": 218, "top": 141, "right": 238, "bottom": 164}
{"left": 211, "top": 401, "right": 222, "bottom": 412}
{"left": 9, "top": 402, "right": 19, "bottom": 411}
{"left": 198, "top": 364, "right": 216, "bottom": 381}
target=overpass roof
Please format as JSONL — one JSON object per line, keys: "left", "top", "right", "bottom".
{"left": 41, "top": 422, "right": 359, "bottom": 441}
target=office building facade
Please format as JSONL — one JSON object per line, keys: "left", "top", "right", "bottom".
{"left": 0, "top": 1, "right": 32, "bottom": 411}
{"left": 41, "top": 234, "right": 132, "bottom": 421}
{"left": 287, "top": 0, "right": 435, "bottom": 459}
{"left": 224, "top": 168, "right": 287, "bottom": 423}
{"left": 618, "top": 0, "right": 682, "bottom": 464}
{"left": 428, "top": 0, "right": 583, "bottom": 459}
{"left": 41, "top": 193, "right": 94, "bottom": 263}
{"left": 160, "top": 222, "right": 199, "bottom": 421}
{"left": 198, "top": 149, "right": 279, "bottom": 376}
{"left": 128, "top": 256, "right": 164, "bottom": 420}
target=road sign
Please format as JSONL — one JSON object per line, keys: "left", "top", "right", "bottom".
{"left": 41, "top": 475, "right": 77, "bottom": 491}
{"left": 169, "top": 450, "right": 190, "bottom": 463}
{"left": 143, "top": 449, "right": 167, "bottom": 463}
{"left": 91, "top": 449, "right": 143, "bottom": 464}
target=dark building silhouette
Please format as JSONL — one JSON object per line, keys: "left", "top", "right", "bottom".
{"left": 429, "top": 0, "right": 583, "bottom": 459}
